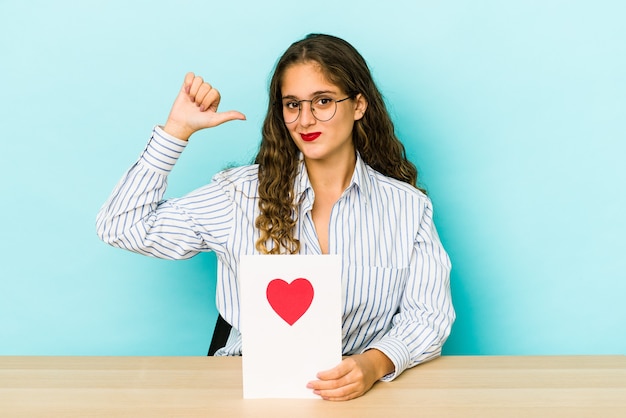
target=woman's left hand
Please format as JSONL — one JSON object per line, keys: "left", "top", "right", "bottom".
{"left": 306, "top": 349, "right": 394, "bottom": 401}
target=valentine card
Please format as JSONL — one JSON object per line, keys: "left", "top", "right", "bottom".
{"left": 239, "top": 255, "right": 342, "bottom": 399}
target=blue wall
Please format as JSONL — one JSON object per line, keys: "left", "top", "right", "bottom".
{"left": 1, "top": 1, "right": 624, "bottom": 356}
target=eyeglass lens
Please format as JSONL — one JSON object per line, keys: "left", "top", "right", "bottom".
{"left": 283, "top": 97, "right": 340, "bottom": 124}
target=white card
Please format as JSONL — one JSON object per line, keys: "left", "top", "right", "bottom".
{"left": 239, "top": 255, "right": 342, "bottom": 399}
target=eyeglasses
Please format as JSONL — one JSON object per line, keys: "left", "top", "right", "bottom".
{"left": 282, "top": 96, "right": 352, "bottom": 124}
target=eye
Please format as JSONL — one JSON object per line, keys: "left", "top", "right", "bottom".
{"left": 284, "top": 101, "right": 300, "bottom": 110}
{"left": 315, "top": 97, "right": 333, "bottom": 108}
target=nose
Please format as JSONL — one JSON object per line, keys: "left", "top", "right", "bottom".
{"left": 298, "top": 101, "right": 316, "bottom": 126}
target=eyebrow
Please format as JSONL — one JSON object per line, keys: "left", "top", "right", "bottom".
{"left": 281, "top": 90, "right": 338, "bottom": 100}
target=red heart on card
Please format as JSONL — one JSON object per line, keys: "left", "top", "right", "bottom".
{"left": 266, "top": 278, "right": 314, "bottom": 326}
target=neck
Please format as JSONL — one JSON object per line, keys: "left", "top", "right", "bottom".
{"left": 304, "top": 152, "right": 357, "bottom": 196}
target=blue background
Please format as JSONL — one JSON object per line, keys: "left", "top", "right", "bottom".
{"left": 1, "top": 0, "right": 624, "bottom": 356}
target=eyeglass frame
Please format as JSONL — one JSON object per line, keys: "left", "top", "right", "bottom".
{"left": 281, "top": 95, "right": 353, "bottom": 124}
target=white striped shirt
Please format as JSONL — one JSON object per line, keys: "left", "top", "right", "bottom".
{"left": 96, "top": 126, "right": 455, "bottom": 381}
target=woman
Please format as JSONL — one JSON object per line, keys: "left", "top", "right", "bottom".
{"left": 97, "top": 33, "right": 454, "bottom": 401}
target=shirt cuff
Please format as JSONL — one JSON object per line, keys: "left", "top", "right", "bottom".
{"left": 363, "top": 336, "right": 411, "bottom": 382}
{"left": 138, "top": 125, "right": 188, "bottom": 174}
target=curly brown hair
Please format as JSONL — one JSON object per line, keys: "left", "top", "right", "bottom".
{"left": 254, "top": 34, "right": 419, "bottom": 254}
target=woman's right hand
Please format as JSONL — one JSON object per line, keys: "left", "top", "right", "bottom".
{"left": 163, "top": 72, "right": 246, "bottom": 141}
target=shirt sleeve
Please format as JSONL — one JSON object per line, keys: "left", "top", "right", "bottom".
{"left": 95, "top": 126, "right": 235, "bottom": 259}
{"left": 364, "top": 197, "right": 455, "bottom": 381}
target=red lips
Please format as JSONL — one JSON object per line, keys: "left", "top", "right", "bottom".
{"left": 300, "top": 132, "right": 321, "bottom": 142}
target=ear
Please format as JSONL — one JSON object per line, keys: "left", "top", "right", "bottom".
{"left": 353, "top": 93, "right": 368, "bottom": 121}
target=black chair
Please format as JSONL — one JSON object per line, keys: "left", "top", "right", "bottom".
{"left": 208, "top": 314, "right": 232, "bottom": 356}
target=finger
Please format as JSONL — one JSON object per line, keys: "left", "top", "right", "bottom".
{"left": 210, "top": 110, "right": 247, "bottom": 125}
{"left": 183, "top": 72, "right": 195, "bottom": 94}
{"left": 199, "top": 88, "right": 220, "bottom": 112}
{"left": 307, "top": 374, "right": 349, "bottom": 391}
{"left": 316, "top": 359, "right": 352, "bottom": 381}
{"left": 195, "top": 83, "right": 213, "bottom": 108}
{"left": 315, "top": 382, "right": 362, "bottom": 401}
{"left": 188, "top": 76, "right": 207, "bottom": 101}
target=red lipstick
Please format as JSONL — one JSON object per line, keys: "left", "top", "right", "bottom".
{"left": 300, "top": 132, "right": 321, "bottom": 142}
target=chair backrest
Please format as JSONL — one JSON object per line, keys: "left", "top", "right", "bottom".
{"left": 208, "top": 314, "right": 232, "bottom": 356}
